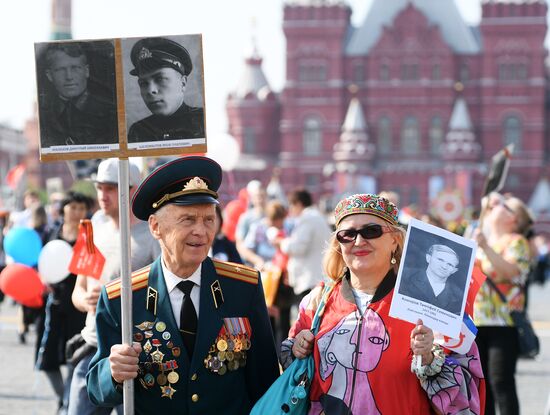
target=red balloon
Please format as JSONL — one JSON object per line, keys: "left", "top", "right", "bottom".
{"left": 0, "top": 264, "right": 44, "bottom": 307}
{"left": 223, "top": 198, "right": 248, "bottom": 242}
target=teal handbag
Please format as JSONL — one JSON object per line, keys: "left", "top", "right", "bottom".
{"left": 250, "top": 285, "right": 332, "bottom": 415}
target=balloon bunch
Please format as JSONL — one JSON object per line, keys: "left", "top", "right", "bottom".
{"left": 0, "top": 227, "right": 73, "bottom": 307}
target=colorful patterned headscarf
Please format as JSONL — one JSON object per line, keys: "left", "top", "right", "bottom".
{"left": 334, "top": 193, "right": 399, "bottom": 226}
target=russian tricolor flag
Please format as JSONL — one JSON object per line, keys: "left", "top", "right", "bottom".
{"left": 435, "top": 314, "right": 478, "bottom": 354}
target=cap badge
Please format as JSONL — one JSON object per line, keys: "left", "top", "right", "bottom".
{"left": 138, "top": 47, "right": 153, "bottom": 61}
{"left": 151, "top": 176, "right": 218, "bottom": 210}
{"left": 184, "top": 177, "right": 209, "bottom": 192}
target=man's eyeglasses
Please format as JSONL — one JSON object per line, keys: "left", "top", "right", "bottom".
{"left": 336, "top": 224, "right": 395, "bottom": 244}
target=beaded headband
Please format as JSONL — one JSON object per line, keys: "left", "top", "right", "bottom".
{"left": 334, "top": 193, "right": 399, "bottom": 226}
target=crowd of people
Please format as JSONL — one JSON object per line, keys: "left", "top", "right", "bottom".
{"left": 0, "top": 155, "right": 549, "bottom": 414}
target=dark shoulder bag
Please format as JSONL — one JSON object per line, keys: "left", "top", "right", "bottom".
{"left": 485, "top": 278, "right": 540, "bottom": 359}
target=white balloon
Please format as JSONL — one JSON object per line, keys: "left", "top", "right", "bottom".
{"left": 207, "top": 133, "right": 241, "bottom": 171}
{"left": 38, "top": 240, "right": 74, "bottom": 284}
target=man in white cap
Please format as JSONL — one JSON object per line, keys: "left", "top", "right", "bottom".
{"left": 68, "top": 159, "right": 160, "bottom": 415}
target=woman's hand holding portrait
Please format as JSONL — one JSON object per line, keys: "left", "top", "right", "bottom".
{"left": 410, "top": 319, "right": 435, "bottom": 365}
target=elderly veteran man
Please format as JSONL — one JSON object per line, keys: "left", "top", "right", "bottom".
{"left": 127, "top": 37, "right": 205, "bottom": 143}
{"left": 87, "top": 156, "right": 279, "bottom": 414}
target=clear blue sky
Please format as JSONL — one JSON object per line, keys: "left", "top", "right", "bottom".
{"left": 0, "top": 0, "right": 538, "bottom": 137}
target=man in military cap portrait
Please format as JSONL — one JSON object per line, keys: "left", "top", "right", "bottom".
{"left": 126, "top": 36, "right": 206, "bottom": 144}
{"left": 87, "top": 156, "right": 279, "bottom": 414}
{"left": 36, "top": 41, "right": 118, "bottom": 149}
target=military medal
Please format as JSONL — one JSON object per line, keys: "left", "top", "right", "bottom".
{"left": 167, "top": 371, "right": 179, "bottom": 384}
{"left": 228, "top": 360, "right": 240, "bottom": 371}
{"left": 166, "top": 341, "right": 174, "bottom": 349}
{"left": 157, "top": 373, "right": 167, "bottom": 386}
{"left": 160, "top": 385, "right": 176, "bottom": 399}
{"left": 172, "top": 347, "right": 181, "bottom": 357}
{"left": 151, "top": 340, "right": 165, "bottom": 363}
{"left": 143, "top": 340, "right": 153, "bottom": 354}
{"left": 218, "top": 364, "right": 227, "bottom": 375}
{"left": 217, "top": 350, "right": 226, "bottom": 361}
{"left": 162, "top": 331, "right": 171, "bottom": 340}
{"left": 226, "top": 351, "right": 234, "bottom": 362}
{"left": 134, "top": 332, "right": 144, "bottom": 342}
{"left": 144, "top": 330, "right": 154, "bottom": 339}
{"left": 163, "top": 360, "right": 179, "bottom": 384}
{"left": 155, "top": 321, "right": 166, "bottom": 332}
{"left": 144, "top": 373, "right": 155, "bottom": 387}
{"left": 216, "top": 338, "right": 228, "bottom": 352}
{"left": 135, "top": 321, "right": 155, "bottom": 331}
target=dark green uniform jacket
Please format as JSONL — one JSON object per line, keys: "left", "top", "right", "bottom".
{"left": 87, "top": 256, "right": 279, "bottom": 414}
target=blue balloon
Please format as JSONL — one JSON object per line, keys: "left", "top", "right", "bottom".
{"left": 3, "top": 227, "right": 43, "bottom": 267}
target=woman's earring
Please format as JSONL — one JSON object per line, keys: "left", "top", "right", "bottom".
{"left": 390, "top": 254, "right": 397, "bottom": 265}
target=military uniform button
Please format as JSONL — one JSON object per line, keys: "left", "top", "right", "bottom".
{"left": 191, "top": 373, "right": 198, "bottom": 381}
{"left": 191, "top": 393, "right": 199, "bottom": 402}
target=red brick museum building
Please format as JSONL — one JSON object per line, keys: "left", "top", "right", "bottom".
{"left": 226, "top": 0, "right": 550, "bottom": 219}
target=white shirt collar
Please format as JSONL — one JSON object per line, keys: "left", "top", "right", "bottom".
{"left": 161, "top": 259, "right": 202, "bottom": 293}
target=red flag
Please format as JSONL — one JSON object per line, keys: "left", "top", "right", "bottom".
{"left": 465, "top": 264, "right": 487, "bottom": 318}
{"left": 68, "top": 220, "right": 105, "bottom": 280}
{"left": 5, "top": 164, "right": 26, "bottom": 190}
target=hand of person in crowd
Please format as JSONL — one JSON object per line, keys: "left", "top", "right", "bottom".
{"left": 410, "top": 319, "right": 435, "bottom": 365}
{"left": 109, "top": 342, "right": 142, "bottom": 383}
{"left": 252, "top": 256, "right": 265, "bottom": 271}
{"left": 472, "top": 228, "right": 489, "bottom": 250}
{"left": 267, "top": 305, "right": 280, "bottom": 319}
{"left": 85, "top": 285, "right": 102, "bottom": 313}
{"left": 292, "top": 329, "right": 314, "bottom": 359}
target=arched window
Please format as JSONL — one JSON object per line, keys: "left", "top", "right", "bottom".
{"left": 409, "top": 187, "right": 420, "bottom": 205}
{"left": 380, "top": 64, "right": 390, "bottom": 81}
{"left": 432, "top": 64, "right": 441, "bottom": 80}
{"left": 503, "top": 116, "right": 522, "bottom": 150}
{"left": 243, "top": 127, "right": 255, "bottom": 153}
{"left": 303, "top": 117, "right": 323, "bottom": 156}
{"left": 401, "top": 116, "right": 420, "bottom": 154}
{"left": 377, "top": 116, "right": 392, "bottom": 155}
{"left": 459, "top": 63, "right": 469, "bottom": 82}
{"left": 429, "top": 116, "right": 444, "bottom": 155}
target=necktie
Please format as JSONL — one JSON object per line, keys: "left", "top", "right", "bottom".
{"left": 177, "top": 280, "right": 197, "bottom": 358}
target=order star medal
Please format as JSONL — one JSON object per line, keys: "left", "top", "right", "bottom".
{"left": 151, "top": 349, "right": 165, "bottom": 363}
{"left": 160, "top": 384, "right": 176, "bottom": 399}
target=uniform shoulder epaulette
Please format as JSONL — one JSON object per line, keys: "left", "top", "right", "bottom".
{"left": 106, "top": 265, "right": 151, "bottom": 300}
{"left": 212, "top": 259, "right": 258, "bottom": 285}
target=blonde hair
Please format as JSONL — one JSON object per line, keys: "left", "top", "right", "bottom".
{"left": 506, "top": 196, "right": 534, "bottom": 236}
{"left": 322, "top": 224, "right": 406, "bottom": 281}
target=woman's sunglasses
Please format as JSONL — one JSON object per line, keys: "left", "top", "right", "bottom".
{"left": 336, "top": 223, "right": 394, "bottom": 244}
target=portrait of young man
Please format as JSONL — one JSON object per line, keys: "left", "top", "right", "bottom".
{"left": 399, "top": 243, "right": 464, "bottom": 315}
{"left": 35, "top": 40, "right": 118, "bottom": 150}
{"left": 123, "top": 35, "right": 206, "bottom": 147}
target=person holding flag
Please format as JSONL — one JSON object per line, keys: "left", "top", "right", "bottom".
{"left": 87, "top": 156, "right": 279, "bottom": 414}
{"left": 472, "top": 193, "right": 533, "bottom": 415}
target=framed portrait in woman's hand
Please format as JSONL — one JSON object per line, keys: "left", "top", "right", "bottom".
{"left": 390, "top": 218, "right": 477, "bottom": 338}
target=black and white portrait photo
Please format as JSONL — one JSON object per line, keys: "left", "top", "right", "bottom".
{"left": 122, "top": 34, "right": 206, "bottom": 150}
{"left": 390, "top": 218, "right": 477, "bottom": 338}
{"left": 35, "top": 40, "right": 119, "bottom": 154}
